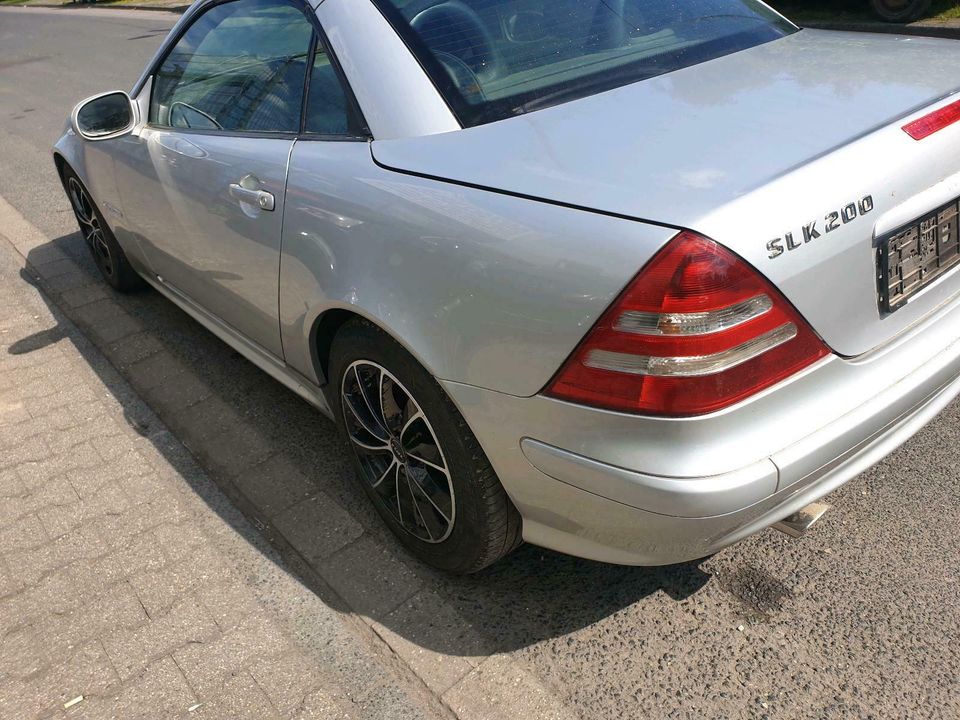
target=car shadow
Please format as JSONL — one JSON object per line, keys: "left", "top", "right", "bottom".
{"left": 17, "top": 232, "right": 713, "bottom": 660}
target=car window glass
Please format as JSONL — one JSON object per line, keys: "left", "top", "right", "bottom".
{"left": 303, "top": 47, "right": 352, "bottom": 136}
{"left": 150, "top": 0, "right": 313, "bottom": 133}
{"left": 373, "top": 0, "right": 796, "bottom": 127}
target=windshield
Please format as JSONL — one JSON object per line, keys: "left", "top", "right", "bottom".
{"left": 372, "top": 0, "right": 796, "bottom": 126}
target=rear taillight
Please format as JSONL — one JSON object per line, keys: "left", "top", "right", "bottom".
{"left": 545, "top": 232, "right": 830, "bottom": 417}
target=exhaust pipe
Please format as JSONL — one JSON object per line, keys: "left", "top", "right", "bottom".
{"left": 773, "top": 502, "right": 831, "bottom": 539}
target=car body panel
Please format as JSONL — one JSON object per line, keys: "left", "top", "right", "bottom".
{"left": 280, "top": 139, "right": 677, "bottom": 395}
{"left": 55, "top": 121, "right": 126, "bottom": 236}
{"left": 519, "top": 438, "right": 780, "bottom": 518}
{"left": 314, "top": 0, "right": 459, "bottom": 140}
{"left": 110, "top": 128, "right": 292, "bottom": 357}
{"left": 371, "top": 29, "right": 960, "bottom": 358}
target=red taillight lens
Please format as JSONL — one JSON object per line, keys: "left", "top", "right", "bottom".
{"left": 545, "top": 232, "right": 830, "bottom": 417}
{"left": 902, "top": 98, "right": 960, "bottom": 141}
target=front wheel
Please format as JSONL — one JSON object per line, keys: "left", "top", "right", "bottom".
{"left": 328, "top": 319, "right": 522, "bottom": 574}
{"left": 869, "top": 0, "right": 931, "bottom": 21}
{"left": 63, "top": 167, "right": 145, "bottom": 292}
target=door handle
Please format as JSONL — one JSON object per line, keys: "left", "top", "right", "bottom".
{"left": 229, "top": 180, "right": 275, "bottom": 211}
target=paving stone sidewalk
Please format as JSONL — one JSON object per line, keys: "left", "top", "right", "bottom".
{"left": 0, "top": 227, "right": 446, "bottom": 718}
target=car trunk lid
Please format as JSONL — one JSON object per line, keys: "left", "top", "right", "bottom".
{"left": 372, "top": 29, "right": 960, "bottom": 357}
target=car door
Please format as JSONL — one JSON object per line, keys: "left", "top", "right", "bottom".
{"left": 114, "top": 0, "right": 316, "bottom": 358}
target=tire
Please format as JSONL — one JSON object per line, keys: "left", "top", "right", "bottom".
{"left": 62, "top": 167, "right": 145, "bottom": 293}
{"left": 869, "top": 0, "right": 931, "bottom": 22}
{"left": 328, "top": 319, "right": 523, "bottom": 574}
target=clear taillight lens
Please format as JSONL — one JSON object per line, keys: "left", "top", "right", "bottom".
{"left": 545, "top": 231, "right": 830, "bottom": 417}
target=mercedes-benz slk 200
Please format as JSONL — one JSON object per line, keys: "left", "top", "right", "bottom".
{"left": 54, "top": 0, "right": 960, "bottom": 572}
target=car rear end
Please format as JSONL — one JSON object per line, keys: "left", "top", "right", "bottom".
{"left": 443, "top": 277, "right": 960, "bottom": 565}
{"left": 440, "top": 87, "right": 960, "bottom": 564}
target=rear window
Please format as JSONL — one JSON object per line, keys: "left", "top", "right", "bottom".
{"left": 372, "top": 0, "right": 796, "bottom": 127}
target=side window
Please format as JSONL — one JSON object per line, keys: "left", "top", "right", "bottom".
{"left": 303, "top": 44, "right": 357, "bottom": 137}
{"left": 150, "top": 0, "right": 313, "bottom": 134}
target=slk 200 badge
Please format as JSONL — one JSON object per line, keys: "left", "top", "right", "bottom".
{"left": 767, "top": 195, "right": 874, "bottom": 259}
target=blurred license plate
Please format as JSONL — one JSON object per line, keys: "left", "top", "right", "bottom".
{"left": 878, "top": 198, "right": 960, "bottom": 313}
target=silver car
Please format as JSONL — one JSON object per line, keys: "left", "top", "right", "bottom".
{"left": 54, "top": 0, "right": 960, "bottom": 573}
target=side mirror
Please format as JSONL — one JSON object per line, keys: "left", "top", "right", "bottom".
{"left": 72, "top": 91, "right": 136, "bottom": 140}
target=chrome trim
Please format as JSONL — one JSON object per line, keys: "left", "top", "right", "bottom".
{"left": 772, "top": 501, "right": 831, "bottom": 538}
{"left": 584, "top": 323, "right": 798, "bottom": 377}
{"left": 615, "top": 294, "right": 773, "bottom": 336}
{"left": 229, "top": 183, "right": 276, "bottom": 211}
{"left": 70, "top": 90, "right": 137, "bottom": 141}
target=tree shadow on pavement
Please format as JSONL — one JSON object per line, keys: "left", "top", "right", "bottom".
{"left": 18, "top": 232, "right": 713, "bottom": 662}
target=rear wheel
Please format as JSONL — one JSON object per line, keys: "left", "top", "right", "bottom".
{"left": 869, "top": 0, "right": 931, "bottom": 22}
{"left": 328, "top": 319, "right": 522, "bottom": 573}
{"left": 63, "top": 167, "right": 144, "bottom": 292}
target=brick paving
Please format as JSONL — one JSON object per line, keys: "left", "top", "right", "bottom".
{"left": 0, "top": 166, "right": 576, "bottom": 720}
{"left": 0, "top": 222, "right": 446, "bottom": 719}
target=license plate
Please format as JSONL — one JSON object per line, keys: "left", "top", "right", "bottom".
{"left": 878, "top": 197, "right": 960, "bottom": 313}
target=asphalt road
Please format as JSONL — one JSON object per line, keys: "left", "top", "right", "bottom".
{"left": 1, "top": 7, "right": 959, "bottom": 720}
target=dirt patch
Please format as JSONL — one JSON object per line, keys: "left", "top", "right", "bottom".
{"left": 715, "top": 563, "right": 793, "bottom": 618}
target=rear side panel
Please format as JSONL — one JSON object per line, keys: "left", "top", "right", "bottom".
{"left": 278, "top": 142, "right": 677, "bottom": 396}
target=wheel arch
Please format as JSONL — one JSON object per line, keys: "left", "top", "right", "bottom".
{"left": 53, "top": 152, "right": 67, "bottom": 181}
{"left": 52, "top": 127, "right": 89, "bottom": 190}
{"left": 308, "top": 304, "right": 441, "bottom": 389}
{"left": 310, "top": 307, "right": 356, "bottom": 386}
{"left": 52, "top": 152, "right": 78, "bottom": 197}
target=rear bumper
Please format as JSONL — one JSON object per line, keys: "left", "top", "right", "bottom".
{"left": 442, "top": 288, "right": 960, "bottom": 565}
{"left": 520, "top": 367, "right": 960, "bottom": 565}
